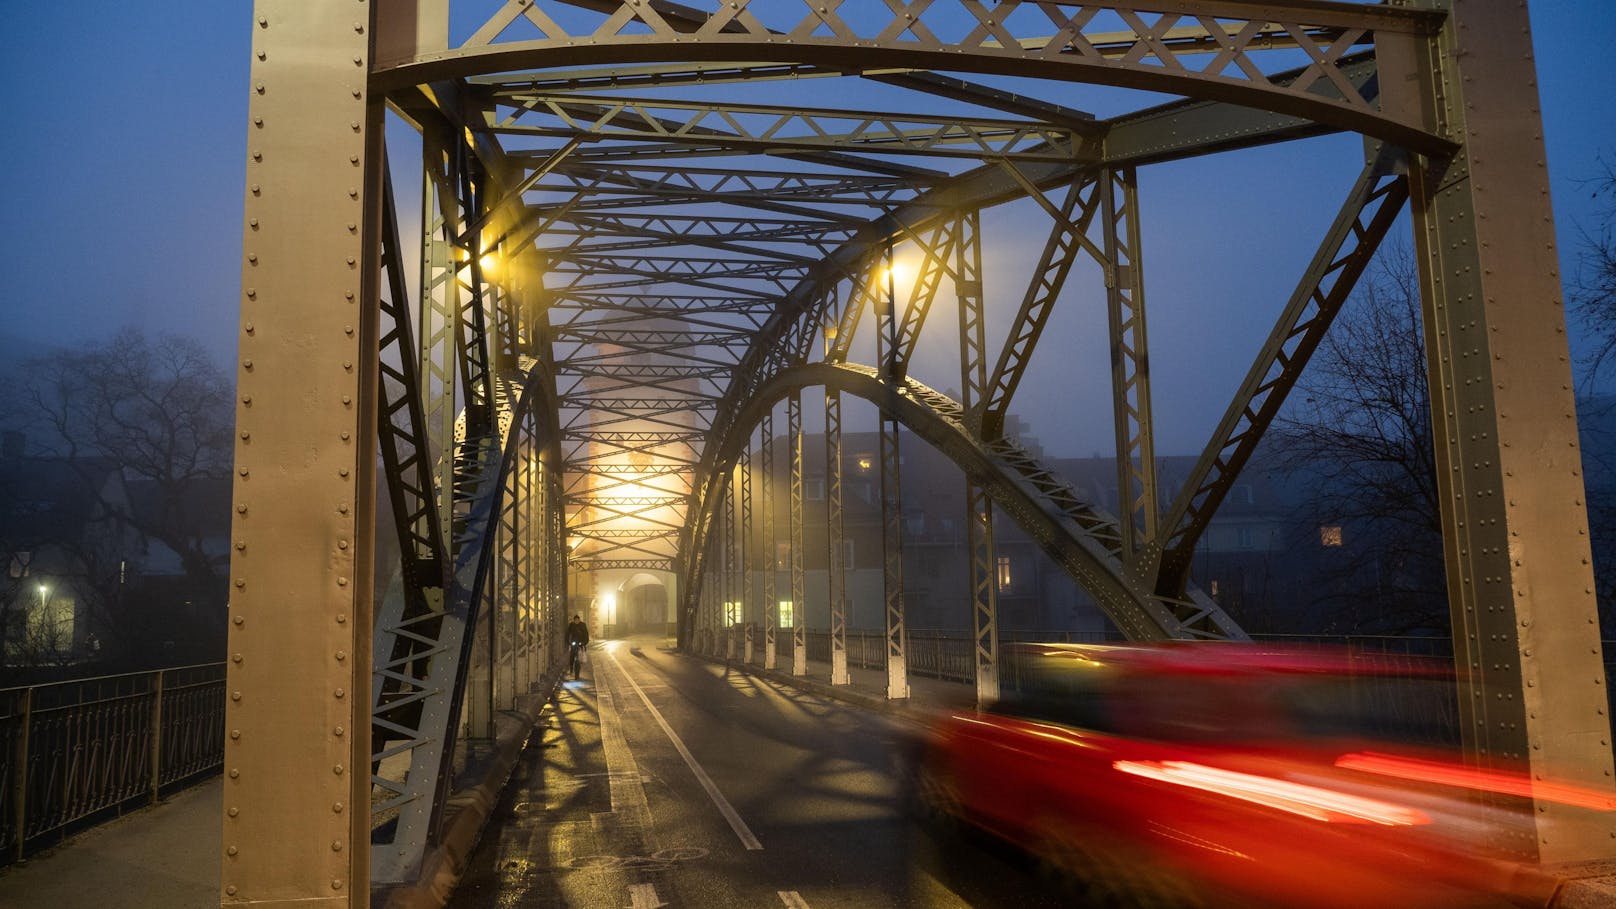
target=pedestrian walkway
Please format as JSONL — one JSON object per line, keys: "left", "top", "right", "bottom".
{"left": 0, "top": 775, "right": 220, "bottom": 909}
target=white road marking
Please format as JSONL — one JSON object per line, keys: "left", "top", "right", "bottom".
{"left": 627, "top": 882, "right": 668, "bottom": 909}
{"left": 778, "top": 891, "right": 812, "bottom": 908}
{"left": 606, "top": 648, "right": 765, "bottom": 850}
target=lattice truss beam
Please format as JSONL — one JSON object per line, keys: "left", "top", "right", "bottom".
{"left": 209, "top": 2, "right": 1613, "bottom": 901}
{"left": 369, "top": 0, "right": 1443, "bottom": 869}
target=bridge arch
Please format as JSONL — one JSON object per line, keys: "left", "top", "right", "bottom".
{"left": 222, "top": 2, "right": 1614, "bottom": 900}
{"left": 682, "top": 361, "right": 1246, "bottom": 643}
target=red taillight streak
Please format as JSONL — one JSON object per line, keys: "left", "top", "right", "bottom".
{"left": 1113, "top": 760, "right": 1431, "bottom": 827}
{"left": 1336, "top": 752, "right": 1616, "bottom": 811}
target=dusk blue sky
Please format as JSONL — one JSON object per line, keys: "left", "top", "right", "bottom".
{"left": 0, "top": 3, "right": 1611, "bottom": 456}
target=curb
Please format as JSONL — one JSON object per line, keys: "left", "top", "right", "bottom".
{"left": 379, "top": 672, "right": 563, "bottom": 909}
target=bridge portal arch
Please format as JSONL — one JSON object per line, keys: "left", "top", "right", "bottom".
{"left": 228, "top": 1, "right": 1611, "bottom": 903}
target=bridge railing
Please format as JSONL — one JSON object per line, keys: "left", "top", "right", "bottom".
{"left": 802, "top": 628, "right": 1124, "bottom": 683}
{"left": 0, "top": 662, "right": 226, "bottom": 864}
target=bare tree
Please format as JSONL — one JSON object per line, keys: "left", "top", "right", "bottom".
{"left": 12, "top": 328, "right": 233, "bottom": 586}
{"left": 1270, "top": 244, "right": 1449, "bottom": 634}
{"left": 1573, "top": 157, "right": 1616, "bottom": 381}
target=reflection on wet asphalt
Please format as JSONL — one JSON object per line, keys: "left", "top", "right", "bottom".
{"left": 446, "top": 638, "right": 1074, "bottom": 908}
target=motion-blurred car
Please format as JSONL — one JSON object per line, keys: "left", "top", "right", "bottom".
{"left": 906, "top": 643, "right": 1598, "bottom": 908}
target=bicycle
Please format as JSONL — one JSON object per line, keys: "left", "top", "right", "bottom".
{"left": 568, "top": 641, "right": 584, "bottom": 679}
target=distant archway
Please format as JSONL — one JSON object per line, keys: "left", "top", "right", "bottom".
{"left": 616, "top": 572, "right": 669, "bottom": 635}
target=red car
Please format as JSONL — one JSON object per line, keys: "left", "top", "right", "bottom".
{"left": 907, "top": 643, "right": 1597, "bottom": 908}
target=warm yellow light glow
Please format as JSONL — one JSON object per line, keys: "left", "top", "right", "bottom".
{"left": 479, "top": 253, "right": 498, "bottom": 275}
{"left": 881, "top": 259, "right": 913, "bottom": 287}
{"left": 856, "top": 455, "right": 873, "bottom": 472}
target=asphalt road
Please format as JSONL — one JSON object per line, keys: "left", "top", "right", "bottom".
{"left": 446, "top": 636, "right": 1073, "bottom": 909}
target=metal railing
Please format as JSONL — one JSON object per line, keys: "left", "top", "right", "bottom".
{"left": 801, "top": 628, "right": 1123, "bottom": 683}
{"left": 0, "top": 662, "right": 226, "bottom": 864}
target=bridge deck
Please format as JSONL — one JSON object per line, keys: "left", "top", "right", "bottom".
{"left": 10, "top": 641, "right": 1616, "bottom": 908}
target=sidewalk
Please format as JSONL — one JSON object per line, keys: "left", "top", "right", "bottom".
{"left": 0, "top": 776, "right": 220, "bottom": 909}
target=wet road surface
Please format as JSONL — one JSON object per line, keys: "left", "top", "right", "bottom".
{"left": 446, "top": 637, "right": 1073, "bottom": 909}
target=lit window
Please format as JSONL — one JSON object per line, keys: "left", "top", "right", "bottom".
{"left": 1320, "top": 525, "right": 1343, "bottom": 547}
{"left": 778, "top": 600, "right": 795, "bottom": 628}
{"left": 996, "top": 555, "right": 1012, "bottom": 591}
{"left": 1210, "top": 579, "right": 1220, "bottom": 597}
{"left": 724, "top": 601, "right": 742, "bottom": 625}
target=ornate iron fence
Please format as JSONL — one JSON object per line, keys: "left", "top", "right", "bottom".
{"left": 0, "top": 662, "right": 226, "bottom": 864}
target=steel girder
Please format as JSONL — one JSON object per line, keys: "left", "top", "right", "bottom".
{"left": 690, "top": 362, "right": 1247, "bottom": 642}
{"left": 222, "top": 5, "right": 1614, "bottom": 902}
{"left": 825, "top": 388, "right": 849, "bottom": 686}
{"left": 374, "top": 1, "right": 1448, "bottom": 154}
{"left": 760, "top": 410, "right": 777, "bottom": 669}
{"left": 1152, "top": 155, "right": 1410, "bottom": 596}
{"left": 676, "top": 58, "right": 1395, "bottom": 645}
{"left": 787, "top": 392, "right": 807, "bottom": 675}
{"left": 369, "top": 362, "right": 561, "bottom": 884}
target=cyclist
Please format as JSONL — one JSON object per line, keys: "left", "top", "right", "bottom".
{"left": 566, "top": 613, "right": 590, "bottom": 679}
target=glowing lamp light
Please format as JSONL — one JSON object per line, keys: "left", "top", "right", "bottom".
{"left": 1113, "top": 760, "right": 1431, "bottom": 827}
{"left": 479, "top": 253, "right": 498, "bottom": 275}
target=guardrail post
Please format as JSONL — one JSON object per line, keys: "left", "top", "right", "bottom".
{"left": 13, "top": 687, "right": 30, "bottom": 863}
{"left": 150, "top": 670, "right": 164, "bottom": 805}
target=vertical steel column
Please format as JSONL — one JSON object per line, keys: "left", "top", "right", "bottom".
{"left": 788, "top": 393, "right": 807, "bottom": 675}
{"left": 879, "top": 415, "right": 908, "bottom": 699}
{"left": 526, "top": 433, "right": 539, "bottom": 691}
{"left": 539, "top": 452, "right": 552, "bottom": 679}
{"left": 468, "top": 582, "right": 494, "bottom": 740}
{"left": 826, "top": 390, "right": 848, "bottom": 686}
{"left": 761, "top": 410, "right": 777, "bottom": 670}
{"left": 418, "top": 138, "right": 458, "bottom": 535}
{"left": 228, "top": 3, "right": 376, "bottom": 902}
{"left": 497, "top": 436, "right": 523, "bottom": 705}
{"left": 724, "top": 469, "right": 738, "bottom": 660}
{"left": 552, "top": 472, "right": 567, "bottom": 674}
{"left": 874, "top": 240, "right": 909, "bottom": 698}
{"left": 740, "top": 448, "right": 755, "bottom": 664}
{"left": 1100, "top": 167, "right": 1158, "bottom": 558}
{"left": 494, "top": 447, "right": 520, "bottom": 711}
{"left": 956, "top": 212, "right": 999, "bottom": 705}
{"left": 1387, "top": 0, "right": 1616, "bottom": 862}
{"left": 703, "top": 534, "right": 718, "bottom": 655}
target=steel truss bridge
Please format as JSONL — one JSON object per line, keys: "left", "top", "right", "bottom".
{"left": 229, "top": 0, "right": 1611, "bottom": 904}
